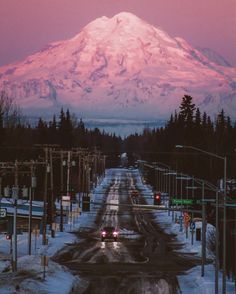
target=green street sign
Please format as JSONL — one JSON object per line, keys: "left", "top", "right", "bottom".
{"left": 172, "top": 199, "right": 194, "bottom": 205}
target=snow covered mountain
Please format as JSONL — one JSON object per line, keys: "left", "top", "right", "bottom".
{"left": 0, "top": 12, "right": 236, "bottom": 119}
{"left": 196, "top": 47, "right": 232, "bottom": 67}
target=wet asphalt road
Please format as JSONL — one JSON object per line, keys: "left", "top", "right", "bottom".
{"left": 53, "top": 169, "right": 198, "bottom": 294}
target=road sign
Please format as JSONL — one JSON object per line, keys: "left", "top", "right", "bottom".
{"left": 172, "top": 199, "right": 194, "bottom": 205}
{"left": 62, "top": 195, "right": 71, "bottom": 207}
{"left": 190, "top": 221, "right": 196, "bottom": 230}
{"left": 0, "top": 208, "right": 7, "bottom": 218}
{"left": 196, "top": 199, "right": 216, "bottom": 205}
{"left": 184, "top": 212, "right": 191, "bottom": 224}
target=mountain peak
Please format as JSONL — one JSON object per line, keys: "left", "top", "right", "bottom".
{"left": 111, "top": 12, "right": 142, "bottom": 22}
{"left": 84, "top": 12, "right": 148, "bottom": 37}
{"left": 0, "top": 12, "right": 235, "bottom": 119}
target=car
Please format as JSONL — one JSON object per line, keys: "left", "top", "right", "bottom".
{"left": 101, "top": 226, "right": 118, "bottom": 241}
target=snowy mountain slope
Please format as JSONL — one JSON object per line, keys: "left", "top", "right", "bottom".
{"left": 196, "top": 47, "right": 232, "bottom": 67}
{"left": 0, "top": 12, "right": 236, "bottom": 118}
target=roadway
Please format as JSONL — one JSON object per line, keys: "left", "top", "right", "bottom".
{"left": 54, "top": 168, "right": 198, "bottom": 293}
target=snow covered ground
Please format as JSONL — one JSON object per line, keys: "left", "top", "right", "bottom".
{"left": 136, "top": 172, "right": 235, "bottom": 293}
{"left": 0, "top": 169, "right": 235, "bottom": 293}
{"left": 0, "top": 175, "right": 109, "bottom": 293}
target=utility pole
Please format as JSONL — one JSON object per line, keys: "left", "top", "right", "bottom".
{"left": 28, "top": 161, "right": 36, "bottom": 255}
{"left": 12, "top": 160, "right": 18, "bottom": 272}
{"left": 49, "top": 149, "right": 55, "bottom": 237}
{"left": 78, "top": 155, "right": 81, "bottom": 209}
{"left": 28, "top": 162, "right": 33, "bottom": 255}
{"left": 66, "top": 151, "right": 71, "bottom": 210}
{"left": 222, "top": 156, "right": 227, "bottom": 294}
{"left": 60, "top": 150, "right": 64, "bottom": 232}
{"left": 215, "top": 190, "right": 219, "bottom": 294}
{"left": 0, "top": 160, "right": 44, "bottom": 259}
{"left": 42, "top": 147, "right": 48, "bottom": 245}
{"left": 201, "top": 181, "right": 206, "bottom": 277}
{"left": 0, "top": 176, "right": 2, "bottom": 209}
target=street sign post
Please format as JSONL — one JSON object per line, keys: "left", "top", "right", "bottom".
{"left": 179, "top": 215, "right": 183, "bottom": 232}
{"left": 191, "top": 228, "right": 195, "bottom": 245}
{"left": 190, "top": 221, "right": 196, "bottom": 230}
{"left": 184, "top": 212, "right": 191, "bottom": 239}
{"left": 190, "top": 221, "right": 196, "bottom": 245}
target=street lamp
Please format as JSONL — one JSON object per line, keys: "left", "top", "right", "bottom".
{"left": 60, "top": 151, "right": 76, "bottom": 231}
{"left": 154, "top": 166, "right": 165, "bottom": 192}
{"left": 175, "top": 144, "right": 227, "bottom": 294}
{"left": 164, "top": 171, "right": 177, "bottom": 218}
{"left": 176, "top": 174, "right": 193, "bottom": 219}
{"left": 155, "top": 162, "right": 171, "bottom": 196}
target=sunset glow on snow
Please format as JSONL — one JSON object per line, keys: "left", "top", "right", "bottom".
{"left": 0, "top": 0, "right": 235, "bottom": 66}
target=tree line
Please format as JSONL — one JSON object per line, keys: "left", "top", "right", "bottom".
{"left": 0, "top": 92, "right": 122, "bottom": 165}
{"left": 1, "top": 92, "right": 235, "bottom": 179}
{"left": 2, "top": 91, "right": 235, "bottom": 184}
{"left": 125, "top": 95, "right": 236, "bottom": 182}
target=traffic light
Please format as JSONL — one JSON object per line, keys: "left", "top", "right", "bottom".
{"left": 82, "top": 196, "right": 90, "bottom": 212}
{"left": 6, "top": 234, "right": 12, "bottom": 240}
{"left": 154, "top": 193, "right": 161, "bottom": 205}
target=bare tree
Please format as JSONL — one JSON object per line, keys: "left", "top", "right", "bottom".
{"left": 0, "top": 91, "right": 26, "bottom": 127}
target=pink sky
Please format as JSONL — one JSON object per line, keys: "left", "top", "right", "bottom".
{"left": 0, "top": 0, "right": 236, "bottom": 66}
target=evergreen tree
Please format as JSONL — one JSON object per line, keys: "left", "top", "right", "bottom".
{"left": 65, "top": 109, "right": 74, "bottom": 148}
{"left": 58, "top": 108, "right": 66, "bottom": 148}
{"left": 193, "top": 107, "right": 202, "bottom": 146}
{"left": 0, "top": 104, "right": 4, "bottom": 145}
{"left": 48, "top": 115, "right": 58, "bottom": 144}
{"left": 215, "top": 109, "right": 226, "bottom": 153}
{"left": 75, "top": 118, "right": 87, "bottom": 147}
{"left": 216, "top": 109, "right": 226, "bottom": 130}
{"left": 58, "top": 108, "right": 65, "bottom": 131}
{"left": 179, "top": 95, "right": 196, "bottom": 127}
{"left": 36, "top": 117, "right": 48, "bottom": 144}
{"left": 202, "top": 112, "right": 207, "bottom": 129}
{"left": 58, "top": 108, "right": 74, "bottom": 149}
{"left": 178, "top": 95, "right": 196, "bottom": 144}
{"left": 195, "top": 108, "right": 201, "bottom": 127}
